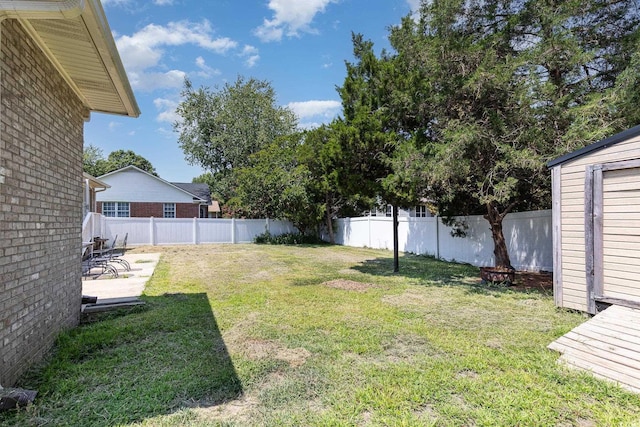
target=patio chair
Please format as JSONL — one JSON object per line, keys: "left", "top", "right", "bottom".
{"left": 82, "top": 256, "right": 119, "bottom": 279}
{"left": 113, "top": 233, "right": 128, "bottom": 257}
{"left": 91, "top": 234, "right": 131, "bottom": 271}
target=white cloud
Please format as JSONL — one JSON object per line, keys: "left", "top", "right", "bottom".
{"left": 406, "top": 0, "right": 421, "bottom": 11}
{"left": 101, "top": 0, "right": 131, "bottom": 7}
{"left": 194, "top": 56, "right": 221, "bottom": 78}
{"left": 154, "top": 0, "right": 174, "bottom": 4}
{"left": 240, "top": 45, "right": 260, "bottom": 68}
{"left": 407, "top": 0, "right": 422, "bottom": 20}
{"left": 115, "top": 20, "right": 237, "bottom": 91}
{"left": 287, "top": 100, "right": 341, "bottom": 119}
{"left": 254, "top": 0, "right": 338, "bottom": 42}
{"left": 108, "top": 121, "right": 122, "bottom": 131}
{"left": 154, "top": 97, "right": 181, "bottom": 124}
{"left": 298, "top": 121, "right": 322, "bottom": 130}
{"left": 128, "top": 69, "right": 186, "bottom": 92}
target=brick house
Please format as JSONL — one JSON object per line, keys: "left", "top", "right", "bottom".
{"left": 0, "top": 1, "right": 139, "bottom": 386}
{"left": 96, "top": 166, "right": 212, "bottom": 218}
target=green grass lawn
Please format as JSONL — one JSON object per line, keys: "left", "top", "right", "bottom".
{"left": 3, "top": 244, "right": 640, "bottom": 426}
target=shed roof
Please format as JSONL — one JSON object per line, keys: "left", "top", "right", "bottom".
{"left": 547, "top": 124, "right": 640, "bottom": 168}
{"left": 1, "top": 0, "right": 139, "bottom": 117}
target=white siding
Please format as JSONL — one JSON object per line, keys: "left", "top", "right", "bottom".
{"left": 97, "top": 168, "right": 196, "bottom": 203}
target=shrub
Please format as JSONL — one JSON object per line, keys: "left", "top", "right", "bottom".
{"left": 253, "top": 231, "right": 325, "bottom": 245}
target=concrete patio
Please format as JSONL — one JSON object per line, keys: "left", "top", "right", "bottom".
{"left": 82, "top": 252, "right": 161, "bottom": 301}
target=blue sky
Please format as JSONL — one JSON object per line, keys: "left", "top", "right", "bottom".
{"left": 86, "top": 0, "right": 420, "bottom": 182}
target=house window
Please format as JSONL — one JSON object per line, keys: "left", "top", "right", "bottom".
{"left": 385, "top": 205, "right": 393, "bottom": 217}
{"left": 414, "top": 205, "right": 428, "bottom": 217}
{"left": 163, "top": 203, "right": 176, "bottom": 218}
{"left": 102, "top": 202, "right": 130, "bottom": 217}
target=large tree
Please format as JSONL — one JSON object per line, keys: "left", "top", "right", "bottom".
{"left": 233, "top": 133, "right": 323, "bottom": 234}
{"left": 382, "top": 0, "right": 640, "bottom": 269}
{"left": 335, "top": 34, "right": 428, "bottom": 270}
{"left": 174, "top": 76, "right": 298, "bottom": 204}
{"left": 83, "top": 145, "right": 157, "bottom": 177}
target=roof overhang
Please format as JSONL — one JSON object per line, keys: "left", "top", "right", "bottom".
{"left": 0, "top": 0, "right": 140, "bottom": 118}
{"left": 83, "top": 172, "right": 110, "bottom": 190}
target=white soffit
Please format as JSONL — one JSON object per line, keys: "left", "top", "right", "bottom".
{"left": 2, "top": 0, "right": 139, "bottom": 117}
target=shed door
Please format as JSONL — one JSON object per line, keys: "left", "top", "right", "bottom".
{"left": 601, "top": 167, "right": 640, "bottom": 302}
{"left": 588, "top": 160, "right": 640, "bottom": 311}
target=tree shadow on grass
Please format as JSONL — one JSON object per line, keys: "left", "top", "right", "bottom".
{"left": 351, "top": 253, "right": 550, "bottom": 297}
{"left": 0, "top": 293, "right": 242, "bottom": 427}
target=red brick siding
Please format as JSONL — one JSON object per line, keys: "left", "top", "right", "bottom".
{"left": 0, "top": 20, "right": 88, "bottom": 385}
{"left": 131, "top": 202, "right": 163, "bottom": 218}
{"left": 176, "top": 203, "right": 200, "bottom": 218}
{"left": 97, "top": 202, "right": 201, "bottom": 218}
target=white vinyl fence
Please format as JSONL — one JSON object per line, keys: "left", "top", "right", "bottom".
{"left": 333, "top": 210, "right": 552, "bottom": 272}
{"left": 90, "top": 217, "right": 297, "bottom": 246}
{"left": 83, "top": 210, "right": 552, "bottom": 271}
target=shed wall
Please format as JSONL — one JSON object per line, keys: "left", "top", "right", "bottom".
{"left": 0, "top": 20, "right": 87, "bottom": 386}
{"left": 555, "top": 135, "right": 640, "bottom": 312}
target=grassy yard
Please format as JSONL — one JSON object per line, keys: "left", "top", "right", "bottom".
{"left": 2, "top": 244, "right": 640, "bottom": 426}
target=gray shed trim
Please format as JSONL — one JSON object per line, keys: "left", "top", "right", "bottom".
{"left": 547, "top": 124, "right": 640, "bottom": 168}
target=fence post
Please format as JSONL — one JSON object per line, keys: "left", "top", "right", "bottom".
{"left": 231, "top": 218, "right": 236, "bottom": 244}
{"left": 368, "top": 214, "right": 371, "bottom": 248}
{"left": 435, "top": 215, "right": 440, "bottom": 259}
{"left": 193, "top": 217, "right": 198, "bottom": 245}
{"left": 266, "top": 217, "right": 270, "bottom": 234}
{"left": 150, "top": 216, "right": 155, "bottom": 246}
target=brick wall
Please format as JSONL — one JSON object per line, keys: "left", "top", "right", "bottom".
{"left": 97, "top": 202, "right": 201, "bottom": 218}
{"left": 0, "top": 20, "right": 88, "bottom": 386}
{"left": 176, "top": 203, "right": 200, "bottom": 218}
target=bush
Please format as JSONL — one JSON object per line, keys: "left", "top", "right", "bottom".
{"left": 254, "top": 231, "right": 325, "bottom": 245}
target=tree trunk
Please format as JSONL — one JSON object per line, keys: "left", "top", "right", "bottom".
{"left": 484, "top": 203, "right": 513, "bottom": 270}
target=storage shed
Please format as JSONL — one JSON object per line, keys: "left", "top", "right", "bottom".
{"left": 547, "top": 124, "right": 640, "bottom": 393}
{"left": 548, "top": 124, "right": 640, "bottom": 314}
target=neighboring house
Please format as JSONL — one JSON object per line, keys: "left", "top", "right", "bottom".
{"left": 547, "top": 124, "right": 640, "bottom": 394}
{"left": 83, "top": 173, "right": 110, "bottom": 217}
{"left": 208, "top": 200, "right": 222, "bottom": 218}
{"left": 172, "top": 182, "right": 212, "bottom": 218}
{"left": 367, "top": 205, "right": 433, "bottom": 218}
{"left": 96, "top": 166, "right": 212, "bottom": 218}
{"left": 0, "top": 1, "right": 139, "bottom": 387}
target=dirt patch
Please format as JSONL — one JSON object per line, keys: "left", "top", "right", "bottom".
{"left": 239, "top": 338, "right": 312, "bottom": 368}
{"left": 323, "top": 279, "right": 377, "bottom": 292}
{"left": 194, "top": 395, "right": 259, "bottom": 424}
{"left": 510, "top": 271, "right": 553, "bottom": 293}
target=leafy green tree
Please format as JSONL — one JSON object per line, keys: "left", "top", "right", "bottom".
{"left": 83, "top": 146, "right": 157, "bottom": 177}
{"left": 298, "top": 123, "right": 349, "bottom": 243}
{"left": 174, "top": 76, "right": 298, "bottom": 205}
{"left": 83, "top": 144, "right": 108, "bottom": 177}
{"left": 335, "top": 34, "right": 425, "bottom": 270}
{"left": 233, "top": 134, "right": 323, "bottom": 234}
{"left": 104, "top": 150, "right": 158, "bottom": 176}
{"left": 381, "top": 0, "right": 640, "bottom": 269}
